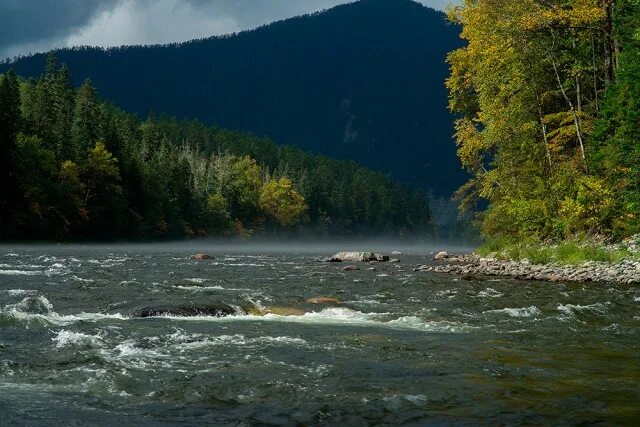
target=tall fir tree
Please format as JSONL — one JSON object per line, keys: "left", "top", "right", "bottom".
{"left": 71, "top": 79, "right": 100, "bottom": 162}
{"left": 53, "top": 64, "right": 75, "bottom": 160}
{"left": 0, "top": 70, "right": 22, "bottom": 236}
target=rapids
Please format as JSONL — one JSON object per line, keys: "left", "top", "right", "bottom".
{"left": 0, "top": 243, "right": 638, "bottom": 425}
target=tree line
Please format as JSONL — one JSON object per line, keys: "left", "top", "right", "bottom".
{"left": 0, "top": 57, "right": 431, "bottom": 240}
{"left": 448, "top": 0, "right": 639, "bottom": 240}
{"left": 0, "top": 0, "right": 466, "bottom": 198}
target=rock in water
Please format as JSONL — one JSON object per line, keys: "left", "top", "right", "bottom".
{"left": 130, "top": 304, "right": 236, "bottom": 318}
{"left": 328, "top": 252, "right": 389, "bottom": 262}
{"left": 342, "top": 265, "right": 361, "bottom": 271}
{"left": 307, "top": 297, "right": 341, "bottom": 304}
{"left": 247, "top": 306, "right": 305, "bottom": 316}
{"left": 191, "top": 253, "right": 214, "bottom": 260}
{"left": 434, "top": 251, "right": 449, "bottom": 260}
{"left": 15, "top": 296, "right": 54, "bottom": 315}
{"left": 392, "top": 251, "right": 403, "bottom": 255}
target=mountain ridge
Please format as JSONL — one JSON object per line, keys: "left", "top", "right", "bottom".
{"left": 1, "top": 0, "right": 465, "bottom": 196}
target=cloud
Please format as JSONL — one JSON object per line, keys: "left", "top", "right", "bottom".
{"left": 66, "top": 0, "right": 241, "bottom": 48}
{"left": 0, "top": 0, "right": 117, "bottom": 58}
{"left": 1, "top": 0, "right": 459, "bottom": 60}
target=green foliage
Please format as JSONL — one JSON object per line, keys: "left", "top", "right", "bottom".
{"left": 71, "top": 79, "right": 100, "bottom": 162}
{"left": 449, "top": 0, "right": 640, "bottom": 242}
{"left": 229, "top": 156, "right": 262, "bottom": 220}
{"left": 259, "top": 178, "right": 308, "bottom": 226}
{"left": 589, "top": 0, "right": 640, "bottom": 237}
{"left": 204, "top": 193, "right": 231, "bottom": 231}
{"left": 478, "top": 237, "right": 634, "bottom": 265}
{"left": 0, "top": 59, "right": 432, "bottom": 240}
{"left": 0, "top": 69, "right": 22, "bottom": 235}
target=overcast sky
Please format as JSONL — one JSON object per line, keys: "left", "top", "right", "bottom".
{"left": 0, "top": 0, "right": 457, "bottom": 60}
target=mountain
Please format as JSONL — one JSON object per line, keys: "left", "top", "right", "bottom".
{"left": 1, "top": 0, "right": 464, "bottom": 197}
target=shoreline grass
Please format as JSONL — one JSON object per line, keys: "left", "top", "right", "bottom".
{"left": 476, "top": 238, "right": 639, "bottom": 266}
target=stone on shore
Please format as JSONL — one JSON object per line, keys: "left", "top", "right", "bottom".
{"left": 434, "top": 251, "right": 449, "bottom": 260}
{"left": 414, "top": 252, "right": 640, "bottom": 285}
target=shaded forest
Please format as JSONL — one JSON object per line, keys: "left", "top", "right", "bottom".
{"left": 0, "top": 0, "right": 466, "bottom": 197}
{"left": 0, "top": 58, "right": 431, "bottom": 240}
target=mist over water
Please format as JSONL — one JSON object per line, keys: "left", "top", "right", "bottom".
{"left": 0, "top": 238, "right": 474, "bottom": 255}
{"left": 0, "top": 242, "right": 638, "bottom": 425}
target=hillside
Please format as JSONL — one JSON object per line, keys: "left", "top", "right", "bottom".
{"left": 0, "top": 60, "right": 431, "bottom": 240}
{"left": 0, "top": 0, "right": 465, "bottom": 197}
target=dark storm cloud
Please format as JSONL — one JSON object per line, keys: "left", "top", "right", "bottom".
{"left": 0, "top": 0, "right": 118, "bottom": 57}
{"left": 0, "top": 0, "right": 456, "bottom": 60}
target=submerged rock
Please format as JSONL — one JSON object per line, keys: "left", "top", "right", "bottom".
{"left": 15, "top": 295, "right": 54, "bottom": 315}
{"left": 307, "top": 297, "right": 340, "bottom": 304}
{"left": 247, "top": 306, "right": 305, "bottom": 316}
{"left": 327, "top": 252, "right": 389, "bottom": 262}
{"left": 190, "top": 253, "right": 214, "bottom": 260}
{"left": 130, "top": 303, "right": 236, "bottom": 318}
{"left": 342, "top": 265, "right": 361, "bottom": 271}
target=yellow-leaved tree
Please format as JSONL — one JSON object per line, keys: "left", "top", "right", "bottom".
{"left": 447, "top": 0, "right": 617, "bottom": 239}
{"left": 259, "top": 178, "right": 307, "bottom": 227}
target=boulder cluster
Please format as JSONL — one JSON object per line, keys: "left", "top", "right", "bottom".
{"left": 414, "top": 254, "right": 640, "bottom": 284}
{"left": 323, "top": 252, "right": 390, "bottom": 262}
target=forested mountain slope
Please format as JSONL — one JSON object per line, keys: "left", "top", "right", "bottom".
{"left": 0, "top": 60, "right": 431, "bottom": 240}
{"left": 0, "top": 0, "right": 465, "bottom": 197}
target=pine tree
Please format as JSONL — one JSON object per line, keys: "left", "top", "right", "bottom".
{"left": 71, "top": 79, "right": 99, "bottom": 162}
{"left": 0, "top": 69, "right": 22, "bottom": 236}
{"left": 53, "top": 64, "right": 75, "bottom": 160}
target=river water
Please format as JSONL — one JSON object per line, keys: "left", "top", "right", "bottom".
{"left": 0, "top": 243, "right": 638, "bottom": 425}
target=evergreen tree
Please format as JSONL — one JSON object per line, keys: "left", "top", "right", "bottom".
{"left": 71, "top": 79, "right": 99, "bottom": 162}
{"left": 0, "top": 59, "right": 433, "bottom": 240}
{"left": 0, "top": 69, "right": 21, "bottom": 236}
{"left": 53, "top": 64, "right": 75, "bottom": 160}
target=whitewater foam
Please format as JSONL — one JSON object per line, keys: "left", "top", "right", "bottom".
{"left": 4, "top": 289, "right": 36, "bottom": 296}
{"left": 183, "top": 278, "right": 208, "bottom": 284}
{"left": 175, "top": 285, "right": 226, "bottom": 291}
{"left": 484, "top": 306, "right": 542, "bottom": 318}
{"left": 557, "top": 302, "right": 609, "bottom": 316}
{"left": 477, "top": 288, "right": 504, "bottom": 298}
{"left": 52, "top": 330, "right": 104, "bottom": 349}
{"left": 159, "top": 307, "right": 470, "bottom": 333}
{"left": 0, "top": 269, "right": 41, "bottom": 276}
{"left": 1, "top": 296, "right": 126, "bottom": 328}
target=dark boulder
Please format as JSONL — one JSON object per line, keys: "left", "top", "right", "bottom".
{"left": 130, "top": 303, "right": 237, "bottom": 318}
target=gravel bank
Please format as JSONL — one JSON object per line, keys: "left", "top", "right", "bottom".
{"left": 414, "top": 254, "right": 640, "bottom": 284}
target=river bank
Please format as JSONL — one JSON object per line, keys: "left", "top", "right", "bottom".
{"left": 415, "top": 254, "right": 640, "bottom": 284}
{"left": 415, "top": 237, "right": 640, "bottom": 285}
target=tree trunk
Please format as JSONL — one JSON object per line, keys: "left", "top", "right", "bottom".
{"left": 591, "top": 33, "right": 599, "bottom": 112}
{"left": 603, "top": 0, "right": 615, "bottom": 87}
{"left": 550, "top": 53, "right": 586, "bottom": 166}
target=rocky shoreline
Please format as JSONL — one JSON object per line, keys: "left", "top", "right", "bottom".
{"left": 414, "top": 253, "right": 640, "bottom": 285}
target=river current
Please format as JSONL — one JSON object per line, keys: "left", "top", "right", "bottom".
{"left": 0, "top": 243, "right": 638, "bottom": 425}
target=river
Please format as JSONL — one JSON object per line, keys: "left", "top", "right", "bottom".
{"left": 0, "top": 243, "right": 638, "bottom": 425}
